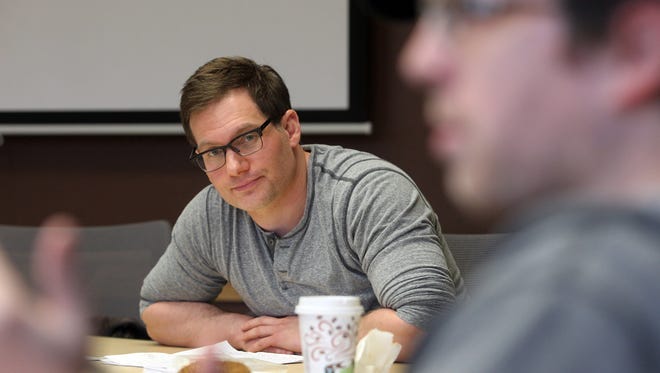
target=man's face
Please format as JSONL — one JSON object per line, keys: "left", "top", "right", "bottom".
{"left": 400, "top": 0, "right": 607, "bottom": 216}
{"left": 190, "top": 89, "right": 299, "bottom": 214}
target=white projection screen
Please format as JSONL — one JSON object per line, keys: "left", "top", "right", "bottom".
{"left": 0, "top": 0, "right": 369, "bottom": 135}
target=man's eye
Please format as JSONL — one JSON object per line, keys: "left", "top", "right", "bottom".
{"left": 243, "top": 133, "right": 259, "bottom": 143}
{"left": 206, "top": 148, "right": 223, "bottom": 158}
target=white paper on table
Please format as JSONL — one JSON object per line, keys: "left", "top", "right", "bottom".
{"left": 100, "top": 352, "right": 188, "bottom": 372}
{"left": 100, "top": 340, "right": 301, "bottom": 372}
{"left": 175, "top": 341, "right": 302, "bottom": 364}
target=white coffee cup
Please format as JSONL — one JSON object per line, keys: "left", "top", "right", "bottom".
{"left": 295, "top": 296, "right": 364, "bottom": 373}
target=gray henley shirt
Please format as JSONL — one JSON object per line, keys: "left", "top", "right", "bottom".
{"left": 140, "top": 144, "right": 464, "bottom": 328}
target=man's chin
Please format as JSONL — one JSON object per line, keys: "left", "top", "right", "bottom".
{"left": 221, "top": 193, "right": 263, "bottom": 212}
{"left": 448, "top": 178, "right": 520, "bottom": 226}
{"left": 228, "top": 200, "right": 265, "bottom": 213}
{"left": 446, "top": 172, "right": 498, "bottom": 219}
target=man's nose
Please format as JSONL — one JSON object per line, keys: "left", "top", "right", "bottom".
{"left": 224, "top": 149, "right": 249, "bottom": 176}
{"left": 399, "top": 17, "right": 455, "bottom": 88}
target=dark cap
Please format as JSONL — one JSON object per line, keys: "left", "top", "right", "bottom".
{"left": 356, "top": 0, "right": 418, "bottom": 20}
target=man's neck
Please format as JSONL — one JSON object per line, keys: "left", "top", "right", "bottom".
{"left": 249, "top": 148, "right": 310, "bottom": 237}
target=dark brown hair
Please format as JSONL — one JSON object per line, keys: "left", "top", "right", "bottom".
{"left": 561, "top": 0, "right": 627, "bottom": 45}
{"left": 179, "top": 56, "right": 291, "bottom": 146}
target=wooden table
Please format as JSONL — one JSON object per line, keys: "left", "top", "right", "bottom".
{"left": 87, "top": 336, "right": 407, "bottom": 372}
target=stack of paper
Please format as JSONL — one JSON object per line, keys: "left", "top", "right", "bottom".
{"left": 100, "top": 341, "right": 303, "bottom": 372}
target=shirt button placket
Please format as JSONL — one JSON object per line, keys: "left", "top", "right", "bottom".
{"left": 273, "top": 240, "right": 291, "bottom": 291}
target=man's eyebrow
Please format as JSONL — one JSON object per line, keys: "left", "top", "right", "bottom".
{"left": 231, "top": 122, "right": 261, "bottom": 136}
{"left": 197, "top": 122, "right": 261, "bottom": 149}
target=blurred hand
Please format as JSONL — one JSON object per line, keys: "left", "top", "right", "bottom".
{"left": 0, "top": 214, "right": 86, "bottom": 372}
{"left": 183, "top": 346, "right": 251, "bottom": 373}
{"left": 240, "top": 315, "right": 300, "bottom": 354}
{"left": 194, "top": 346, "right": 223, "bottom": 373}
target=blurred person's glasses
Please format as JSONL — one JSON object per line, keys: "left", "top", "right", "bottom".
{"left": 422, "top": 0, "right": 554, "bottom": 33}
{"left": 189, "top": 118, "right": 272, "bottom": 172}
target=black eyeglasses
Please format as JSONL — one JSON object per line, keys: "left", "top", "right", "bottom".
{"left": 189, "top": 118, "right": 272, "bottom": 172}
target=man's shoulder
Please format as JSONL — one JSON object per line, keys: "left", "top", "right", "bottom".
{"left": 416, "top": 203, "right": 660, "bottom": 373}
{"left": 174, "top": 185, "right": 251, "bottom": 240}
{"left": 305, "top": 144, "right": 405, "bottom": 180}
{"left": 180, "top": 185, "right": 235, "bottom": 221}
{"left": 187, "top": 184, "right": 221, "bottom": 207}
{"left": 512, "top": 203, "right": 660, "bottom": 251}
{"left": 493, "top": 203, "right": 660, "bottom": 299}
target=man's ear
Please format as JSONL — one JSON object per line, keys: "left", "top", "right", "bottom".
{"left": 279, "top": 109, "right": 302, "bottom": 146}
{"left": 609, "top": 1, "right": 660, "bottom": 110}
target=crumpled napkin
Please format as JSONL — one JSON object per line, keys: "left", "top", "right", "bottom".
{"left": 354, "top": 329, "right": 402, "bottom": 373}
{"left": 100, "top": 340, "right": 301, "bottom": 372}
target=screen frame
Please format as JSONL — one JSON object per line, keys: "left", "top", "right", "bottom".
{"left": 0, "top": 1, "right": 370, "bottom": 135}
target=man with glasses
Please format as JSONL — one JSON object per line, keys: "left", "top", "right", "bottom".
{"left": 365, "top": 0, "right": 660, "bottom": 371}
{"left": 140, "top": 56, "right": 464, "bottom": 361}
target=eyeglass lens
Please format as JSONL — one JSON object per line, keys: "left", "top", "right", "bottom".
{"left": 196, "top": 129, "right": 264, "bottom": 171}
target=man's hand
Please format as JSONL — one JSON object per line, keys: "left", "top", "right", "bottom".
{"left": 142, "top": 303, "right": 300, "bottom": 355}
{"left": 240, "top": 315, "right": 301, "bottom": 354}
{"left": 0, "top": 214, "right": 86, "bottom": 372}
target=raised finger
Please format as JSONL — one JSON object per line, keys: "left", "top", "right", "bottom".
{"left": 32, "top": 214, "right": 81, "bottom": 309}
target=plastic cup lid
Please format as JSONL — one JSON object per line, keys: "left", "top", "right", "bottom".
{"left": 295, "top": 295, "right": 364, "bottom": 315}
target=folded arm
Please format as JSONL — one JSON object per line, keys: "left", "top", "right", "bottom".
{"left": 142, "top": 301, "right": 252, "bottom": 348}
{"left": 142, "top": 301, "right": 301, "bottom": 354}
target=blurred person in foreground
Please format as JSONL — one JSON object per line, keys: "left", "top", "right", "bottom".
{"left": 140, "top": 56, "right": 464, "bottom": 361}
{"left": 377, "top": 0, "right": 660, "bottom": 371}
{"left": 0, "top": 215, "right": 86, "bottom": 372}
